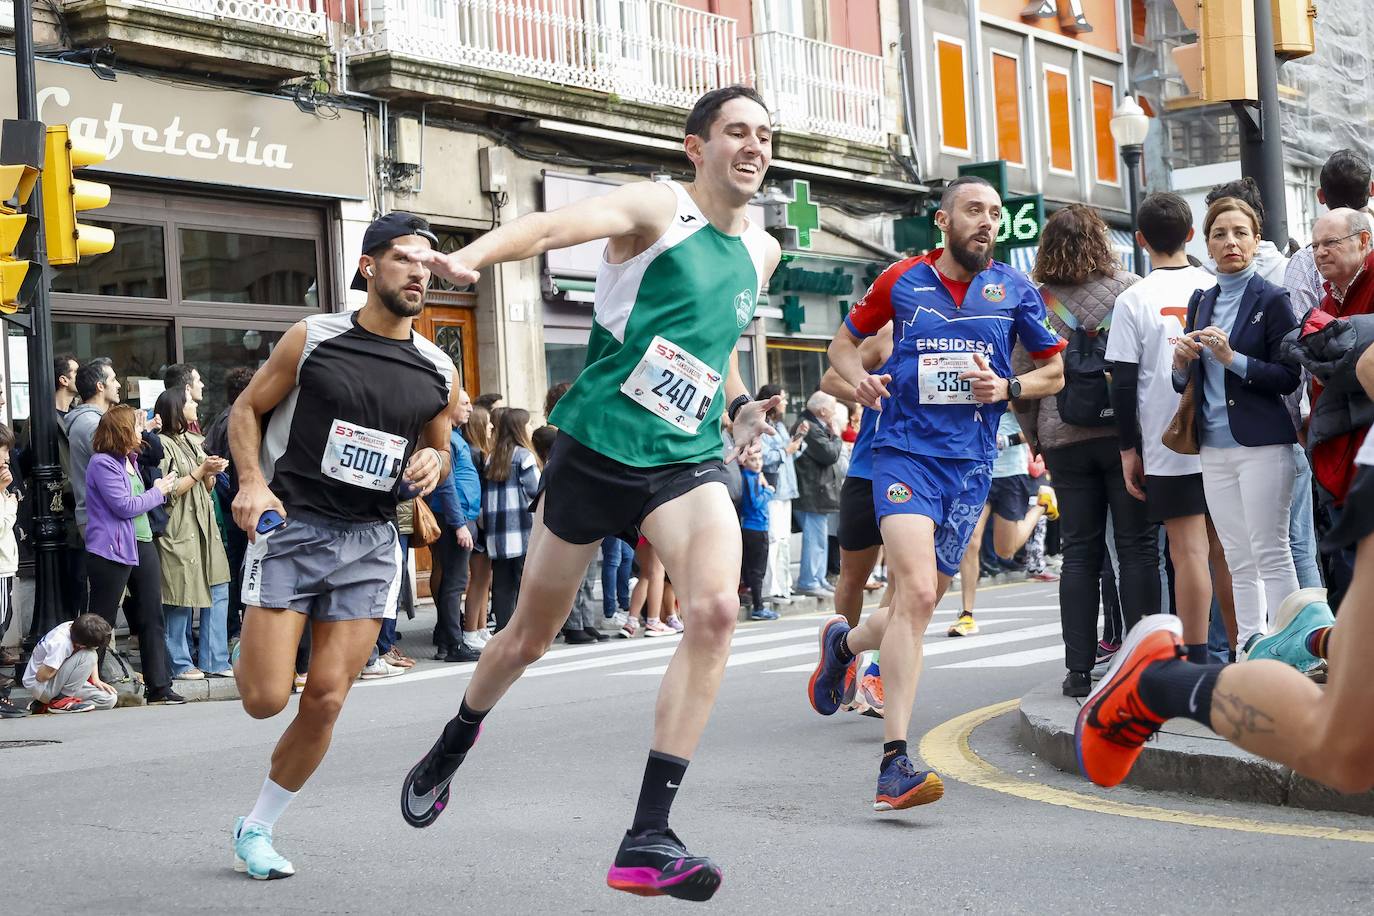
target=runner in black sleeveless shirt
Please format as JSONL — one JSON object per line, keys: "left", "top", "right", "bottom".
{"left": 225, "top": 212, "right": 458, "bottom": 880}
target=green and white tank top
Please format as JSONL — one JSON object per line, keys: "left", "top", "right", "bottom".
{"left": 549, "top": 180, "right": 772, "bottom": 468}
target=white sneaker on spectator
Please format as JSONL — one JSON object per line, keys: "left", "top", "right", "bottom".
{"left": 665, "top": 615, "right": 684, "bottom": 633}
{"left": 643, "top": 619, "right": 677, "bottom": 638}
{"left": 605, "top": 610, "right": 629, "bottom": 631}
{"left": 360, "top": 658, "right": 405, "bottom": 679}
{"left": 462, "top": 630, "right": 486, "bottom": 651}
{"left": 177, "top": 668, "right": 205, "bottom": 680}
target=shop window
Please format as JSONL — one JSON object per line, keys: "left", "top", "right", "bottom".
{"left": 52, "top": 320, "right": 173, "bottom": 398}
{"left": 766, "top": 343, "right": 828, "bottom": 422}
{"left": 179, "top": 229, "right": 317, "bottom": 306}
{"left": 991, "top": 52, "right": 1024, "bottom": 166}
{"left": 546, "top": 341, "right": 588, "bottom": 390}
{"left": 935, "top": 36, "right": 971, "bottom": 155}
{"left": 50, "top": 222, "right": 168, "bottom": 299}
{"left": 1091, "top": 79, "right": 1120, "bottom": 185}
{"left": 181, "top": 325, "right": 287, "bottom": 424}
{"left": 1043, "top": 65, "right": 1075, "bottom": 175}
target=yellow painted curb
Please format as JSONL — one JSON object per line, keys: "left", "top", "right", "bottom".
{"left": 918, "top": 700, "right": 1374, "bottom": 844}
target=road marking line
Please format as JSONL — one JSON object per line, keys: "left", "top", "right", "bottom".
{"left": 918, "top": 701, "right": 1374, "bottom": 845}
{"left": 764, "top": 623, "right": 1064, "bottom": 674}
{"left": 937, "top": 644, "right": 1064, "bottom": 669}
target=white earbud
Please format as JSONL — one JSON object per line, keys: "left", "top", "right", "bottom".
{"left": 364, "top": 266, "right": 375, "bottom": 277}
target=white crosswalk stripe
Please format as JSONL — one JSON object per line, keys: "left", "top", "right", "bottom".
{"left": 936, "top": 644, "right": 1065, "bottom": 669}
{"left": 764, "top": 622, "right": 1064, "bottom": 674}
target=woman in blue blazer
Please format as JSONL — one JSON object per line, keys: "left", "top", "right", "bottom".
{"left": 1172, "top": 197, "right": 1301, "bottom": 653}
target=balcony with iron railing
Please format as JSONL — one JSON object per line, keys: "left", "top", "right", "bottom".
{"left": 59, "top": 0, "right": 329, "bottom": 78}
{"left": 738, "top": 31, "right": 883, "bottom": 147}
{"left": 341, "top": 0, "right": 739, "bottom": 112}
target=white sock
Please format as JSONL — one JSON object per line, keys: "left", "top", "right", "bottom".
{"left": 244, "top": 777, "right": 297, "bottom": 832}
{"left": 463, "top": 630, "right": 482, "bottom": 648}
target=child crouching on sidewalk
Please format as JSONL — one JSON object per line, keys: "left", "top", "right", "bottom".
{"left": 23, "top": 614, "right": 118, "bottom": 713}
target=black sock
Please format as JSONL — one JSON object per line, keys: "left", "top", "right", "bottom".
{"left": 881, "top": 739, "right": 908, "bottom": 773}
{"left": 836, "top": 631, "right": 856, "bottom": 665}
{"left": 1138, "top": 659, "right": 1224, "bottom": 728}
{"left": 630, "top": 750, "right": 689, "bottom": 836}
{"left": 440, "top": 697, "right": 488, "bottom": 755}
{"left": 1185, "top": 643, "right": 1211, "bottom": 664}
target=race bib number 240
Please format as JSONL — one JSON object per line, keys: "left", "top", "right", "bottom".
{"left": 322, "top": 419, "right": 409, "bottom": 491}
{"left": 620, "top": 336, "right": 722, "bottom": 435}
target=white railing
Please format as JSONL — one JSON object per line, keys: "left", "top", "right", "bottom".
{"left": 343, "top": 0, "right": 738, "bottom": 111}
{"left": 102, "top": 0, "right": 327, "bottom": 36}
{"left": 739, "top": 31, "right": 883, "bottom": 146}
{"left": 0, "top": 0, "right": 13, "bottom": 31}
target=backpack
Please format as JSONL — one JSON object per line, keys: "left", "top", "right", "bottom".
{"left": 1043, "top": 290, "right": 1115, "bottom": 428}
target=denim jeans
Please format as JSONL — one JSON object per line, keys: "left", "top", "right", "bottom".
{"left": 601, "top": 537, "right": 634, "bottom": 617}
{"left": 1207, "top": 594, "right": 1232, "bottom": 663}
{"left": 795, "top": 510, "right": 830, "bottom": 591}
{"left": 164, "top": 581, "right": 230, "bottom": 675}
{"left": 1289, "top": 444, "right": 1323, "bottom": 589}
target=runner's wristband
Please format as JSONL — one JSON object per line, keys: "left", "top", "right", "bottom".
{"left": 727, "top": 395, "right": 750, "bottom": 422}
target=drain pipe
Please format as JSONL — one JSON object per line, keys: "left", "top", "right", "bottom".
{"left": 334, "top": 41, "right": 388, "bottom": 216}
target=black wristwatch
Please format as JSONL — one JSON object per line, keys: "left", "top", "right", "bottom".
{"left": 1007, "top": 376, "right": 1023, "bottom": 400}
{"left": 727, "top": 394, "right": 751, "bottom": 422}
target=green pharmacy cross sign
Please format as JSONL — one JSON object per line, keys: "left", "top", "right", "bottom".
{"left": 766, "top": 179, "right": 820, "bottom": 250}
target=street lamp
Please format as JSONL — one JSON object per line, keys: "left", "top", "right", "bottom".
{"left": 1110, "top": 95, "right": 1151, "bottom": 274}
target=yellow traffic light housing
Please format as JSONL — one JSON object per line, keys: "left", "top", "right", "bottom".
{"left": 1170, "top": 0, "right": 1259, "bottom": 104}
{"left": 1272, "top": 0, "right": 1317, "bottom": 60}
{"left": 0, "top": 160, "right": 41, "bottom": 314}
{"left": 42, "top": 125, "right": 114, "bottom": 266}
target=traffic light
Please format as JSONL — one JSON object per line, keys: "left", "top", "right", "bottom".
{"left": 41, "top": 125, "right": 113, "bottom": 266}
{"left": 0, "top": 119, "right": 44, "bottom": 314}
{"left": 1272, "top": 0, "right": 1316, "bottom": 60}
{"left": 1170, "top": 0, "right": 1258, "bottom": 103}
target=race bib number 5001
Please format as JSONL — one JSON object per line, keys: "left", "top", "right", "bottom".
{"left": 322, "top": 419, "right": 409, "bottom": 491}
{"left": 620, "top": 336, "right": 722, "bottom": 435}
{"left": 918, "top": 353, "right": 977, "bottom": 405}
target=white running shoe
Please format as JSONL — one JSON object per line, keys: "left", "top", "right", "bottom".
{"left": 360, "top": 657, "right": 406, "bottom": 679}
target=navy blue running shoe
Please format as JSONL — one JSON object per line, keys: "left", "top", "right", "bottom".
{"left": 807, "top": 615, "right": 851, "bottom": 716}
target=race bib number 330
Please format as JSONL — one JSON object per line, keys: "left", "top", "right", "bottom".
{"left": 322, "top": 419, "right": 409, "bottom": 491}
{"left": 620, "top": 336, "right": 722, "bottom": 435}
{"left": 918, "top": 353, "right": 977, "bottom": 405}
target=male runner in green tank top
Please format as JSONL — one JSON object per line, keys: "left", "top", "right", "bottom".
{"left": 398, "top": 86, "right": 782, "bottom": 903}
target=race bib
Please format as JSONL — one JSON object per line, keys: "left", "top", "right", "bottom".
{"left": 620, "top": 336, "right": 722, "bottom": 435}
{"left": 321, "top": 419, "right": 408, "bottom": 491}
{"left": 918, "top": 353, "right": 977, "bottom": 405}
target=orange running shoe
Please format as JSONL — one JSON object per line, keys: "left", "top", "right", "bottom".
{"left": 858, "top": 671, "right": 884, "bottom": 718}
{"left": 839, "top": 657, "right": 864, "bottom": 712}
{"left": 1075, "top": 614, "right": 1184, "bottom": 788}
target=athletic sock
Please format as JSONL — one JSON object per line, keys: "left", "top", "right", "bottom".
{"left": 629, "top": 750, "right": 689, "bottom": 836}
{"left": 440, "top": 697, "right": 489, "bottom": 756}
{"left": 1137, "top": 659, "right": 1225, "bottom": 728}
{"left": 1185, "top": 643, "right": 1211, "bottom": 664}
{"left": 880, "top": 739, "right": 908, "bottom": 774}
{"left": 836, "top": 631, "right": 856, "bottom": 665}
{"left": 244, "top": 777, "right": 297, "bottom": 833}
{"left": 1305, "top": 626, "right": 1333, "bottom": 660}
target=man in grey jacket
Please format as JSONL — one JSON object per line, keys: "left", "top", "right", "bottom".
{"left": 793, "top": 390, "right": 842, "bottom": 596}
{"left": 62, "top": 358, "right": 124, "bottom": 534}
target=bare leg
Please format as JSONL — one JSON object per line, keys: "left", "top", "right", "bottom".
{"left": 864, "top": 515, "right": 940, "bottom": 743}
{"left": 960, "top": 506, "right": 991, "bottom": 613}
{"left": 834, "top": 544, "right": 881, "bottom": 626}
{"left": 462, "top": 506, "right": 601, "bottom": 711}
{"left": 237, "top": 606, "right": 308, "bottom": 720}
{"left": 630, "top": 542, "right": 666, "bottom": 623}
{"left": 1164, "top": 514, "right": 1212, "bottom": 645}
{"left": 268, "top": 617, "right": 380, "bottom": 791}
{"left": 640, "top": 483, "right": 742, "bottom": 758}
{"left": 1207, "top": 517, "right": 1238, "bottom": 651}
{"left": 465, "top": 552, "right": 492, "bottom": 632}
{"left": 1203, "top": 531, "right": 1374, "bottom": 793}
{"left": 993, "top": 504, "right": 1046, "bottom": 560}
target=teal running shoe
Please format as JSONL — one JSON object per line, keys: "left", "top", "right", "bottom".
{"left": 1243, "top": 588, "right": 1334, "bottom": 673}
{"left": 233, "top": 816, "right": 295, "bottom": 880}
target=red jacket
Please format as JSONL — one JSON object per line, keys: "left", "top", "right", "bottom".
{"left": 1311, "top": 249, "right": 1374, "bottom": 504}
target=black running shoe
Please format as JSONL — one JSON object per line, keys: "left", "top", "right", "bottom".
{"left": 606, "top": 829, "right": 723, "bottom": 902}
{"left": 401, "top": 731, "right": 479, "bottom": 828}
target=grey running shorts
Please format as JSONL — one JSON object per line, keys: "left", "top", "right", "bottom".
{"left": 241, "top": 509, "right": 403, "bottom": 621}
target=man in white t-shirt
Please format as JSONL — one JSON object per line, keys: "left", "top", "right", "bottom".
{"left": 23, "top": 614, "right": 118, "bottom": 713}
{"left": 1106, "top": 192, "right": 1223, "bottom": 663}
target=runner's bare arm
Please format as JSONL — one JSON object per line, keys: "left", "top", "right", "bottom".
{"left": 400, "top": 181, "right": 678, "bottom": 285}
{"left": 821, "top": 324, "right": 893, "bottom": 402}
{"left": 962, "top": 352, "right": 1064, "bottom": 404}
{"left": 1358, "top": 343, "right": 1374, "bottom": 399}
{"left": 827, "top": 324, "right": 891, "bottom": 410}
{"left": 403, "top": 368, "right": 461, "bottom": 497}
{"left": 725, "top": 350, "right": 781, "bottom": 464}
{"left": 229, "top": 321, "right": 306, "bottom": 536}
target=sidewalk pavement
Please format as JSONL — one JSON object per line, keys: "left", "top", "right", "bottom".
{"left": 1018, "top": 682, "right": 1374, "bottom": 817}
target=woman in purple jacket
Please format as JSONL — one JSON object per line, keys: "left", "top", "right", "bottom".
{"left": 84, "top": 404, "right": 184, "bottom": 705}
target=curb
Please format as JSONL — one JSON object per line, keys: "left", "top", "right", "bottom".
{"left": 1018, "top": 682, "right": 1374, "bottom": 817}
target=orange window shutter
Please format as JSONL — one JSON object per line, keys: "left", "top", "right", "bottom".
{"left": 1045, "top": 69, "right": 1073, "bottom": 173}
{"left": 937, "top": 40, "right": 969, "bottom": 152}
{"left": 1092, "top": 81, "right": 1119, "bottom": 184}
{"left": 992, "top": 54, "right": 1023, "bottom": 165}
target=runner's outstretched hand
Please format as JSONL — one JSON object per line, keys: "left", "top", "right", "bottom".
{"left": 727, "top": 395, "right": 782, "bottom": 465}
{"left": 233, "top": 480, "right": 287, "bottom": 543}
{"left": 962, "top": 354, "right": 1007, "bottom": 404}
{"left": 402, "top": 446, "right": 444, "bottom": 498}
{"left": 395, "top": 245, "right": 480, "bottom": 286}
{"left": 853, "top": 373, "right": 892, "bottom": 411}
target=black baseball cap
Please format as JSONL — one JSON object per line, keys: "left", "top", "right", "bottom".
{"left": 350, "top": 211, "right": 440, "bottom": 291}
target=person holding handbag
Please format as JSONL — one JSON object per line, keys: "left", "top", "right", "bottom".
{"left": 153, "top": 387, "right": 232, "bottom": 679}
{"left": 1171, "top": 197, "right": 1302, "bottom": 652}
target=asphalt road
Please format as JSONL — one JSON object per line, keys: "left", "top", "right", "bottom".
{"left": 4, "top": 579, "right": 1371, "bottom": 914}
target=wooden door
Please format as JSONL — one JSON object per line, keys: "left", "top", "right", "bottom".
{"left": 412, "top": 290, "right": 480, "bottom": 597}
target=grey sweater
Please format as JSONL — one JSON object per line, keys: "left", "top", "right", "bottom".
{"left": 1014, "top": 269, "right": 1140, "bottom": 453}
{"left": 61, "top": 403, "right": 104, "bottom": 529}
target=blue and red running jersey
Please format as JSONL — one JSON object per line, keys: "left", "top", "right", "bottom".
{"left": 844, "top": 251, "right": 1065, "bottom": 462}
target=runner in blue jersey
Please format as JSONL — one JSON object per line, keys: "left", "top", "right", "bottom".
{"left": 807, "top": 176, "right": 1066, "bottom": 811}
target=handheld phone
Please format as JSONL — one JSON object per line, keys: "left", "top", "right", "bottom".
{"left": 256, "top": 510, "right": 286, "bottom": 535}
{"left": 146, "top": 408, "right": 155, "bottom": 422}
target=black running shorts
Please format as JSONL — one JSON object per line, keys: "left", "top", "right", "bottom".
{"left": 838, "top": 475, "right": 882, "bottom": 552}
{"left": 534, "top": 431, "right": 728, "bottom": 545}
{"left": 1144, "top": 472, "right": 1207, "bottom": 524}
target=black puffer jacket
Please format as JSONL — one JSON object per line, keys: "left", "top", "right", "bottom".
{"left": 792, "top": 410, "right": 841, "bottom": 514}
